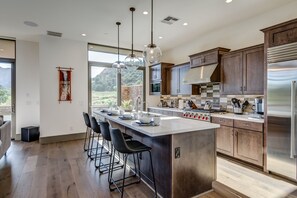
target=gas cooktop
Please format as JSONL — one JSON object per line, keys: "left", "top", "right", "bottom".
{"left": 183, "top": 109, "right": 226, "bottom": 121}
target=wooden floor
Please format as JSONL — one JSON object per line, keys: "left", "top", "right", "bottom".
{"left": 217, "top": 157, "right": 297, "bottom": 198}
{"left": 1, "top": 140, "right": 297, "bottom": 198}
{"left": 0, "top": 140, "right": 155, "bottom": 198}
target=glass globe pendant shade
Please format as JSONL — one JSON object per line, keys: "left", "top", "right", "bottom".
{"left": 124, "top": 53, "right": 143, "bottom": 68}
{"left": 112, "top": 61, "right": 126, "bottom": 73}
{"left": 143, "top": 44, "right": 162, "bottom": 65}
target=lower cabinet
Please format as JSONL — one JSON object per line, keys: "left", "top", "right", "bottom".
{"left": 234, "top": 128, "right": 263, "bottom": 166}
{"left": 212, "top": 117, "right": 264, "bottom": 167}
{"left": 216, "top": 125, "right": 234, "bottom": 156}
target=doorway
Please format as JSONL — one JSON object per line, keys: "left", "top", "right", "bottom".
{"left": 0, "top": 60, "right": 16, "bottom": 139}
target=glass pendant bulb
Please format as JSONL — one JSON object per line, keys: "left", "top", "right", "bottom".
{"left": 112, "top": 22, "right": 126, "bottom": 72}
{"left": 143, "top": 0, "right": 162, "bottom": 65}
{"left": 124, "top": 7, "right": 144, "bottom": 68}
{"left": 143, "top": 44, "right": 162, "bottom": 65}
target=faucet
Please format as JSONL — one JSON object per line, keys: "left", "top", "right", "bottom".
{"left": 135, "top": 96, "right": 142, "bottom": 112}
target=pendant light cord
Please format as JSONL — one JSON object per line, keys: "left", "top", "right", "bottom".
{"left": 116, "top": 22, "right": 120, "bottom": 62}
{"left": 150, "top": 0, "right": 154, "bottom": 45}
{"left": 131, "top": 8, "right": 134, "bottom": 55}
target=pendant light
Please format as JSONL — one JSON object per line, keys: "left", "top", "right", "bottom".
{"left": 143, "top": 0, "right": 162, "bottom": 65}
{"left": 124, "top": 7, "right": 143, "bottom": 68}
{"left": 112, "top": 22, "right": 126, "bottom": 72}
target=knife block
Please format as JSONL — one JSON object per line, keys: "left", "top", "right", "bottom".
{"left": 233, "top": 107, "right": 243, "bottom": 114}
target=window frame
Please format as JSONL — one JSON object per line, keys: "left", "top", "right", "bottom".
{"left": 87, "top": 43, "right": 146, "bottom": 113}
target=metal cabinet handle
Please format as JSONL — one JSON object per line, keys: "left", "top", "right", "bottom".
{"left": 219, "top": 118, "right": 224, "bottom": 122}
{"left": 290, "top": 80, "right": 296, "bottom": 158}
{"left": 240, "top": 86, "right": 243, "bottom": 91}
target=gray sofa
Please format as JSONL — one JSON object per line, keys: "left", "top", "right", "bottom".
{"left": 0, "top": 121, "right": 11, "bottom": 159}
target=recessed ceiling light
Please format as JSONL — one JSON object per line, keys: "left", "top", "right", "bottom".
{"left": 158, "top": 36, "right": 163, "bottom": 39}
{"left": 81, "top": 33, "right": 87, "bottom": 37}
{"left": 143, "top": 11, "right": 148, "bottom": 15}
{"left": 226, "top": 0, "right": 232, "bottom": 3}
{"left": 183, "top": 22, "right": 188, "bottom": 26}
{"left": 24, "top": 21, "right": 38, "bottom": 27}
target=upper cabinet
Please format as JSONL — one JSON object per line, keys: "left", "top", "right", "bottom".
{"left": 189, "top": 47, "right": 230, "bottom": 68}
{"left": 261, "top": 18, "right": 297, "bottom": 48}
{"left": 149, "top": 62, "right": 174, "bottom": 95}
{"left": 221, "top": 44, "right": 264, "bottom": 95}
{"left": 170, "top": 63, "right": 192, "bottom": 95}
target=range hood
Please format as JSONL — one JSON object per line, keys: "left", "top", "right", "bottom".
{"left": 183, "top": 64, "right": 220, "bottom": 84}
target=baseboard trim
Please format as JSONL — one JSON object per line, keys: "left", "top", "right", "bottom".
{"left": 39, "top": 132, "right": 85, "bottom": 144}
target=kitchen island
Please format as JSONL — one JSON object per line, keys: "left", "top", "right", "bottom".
{"left": 94, "top": 110, "right": 220, "bottom": 198}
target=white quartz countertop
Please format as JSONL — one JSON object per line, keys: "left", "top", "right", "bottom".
{"left": 211, "top": 113, "right": 264, "bottom": 123}
{"left": 94, "top": 111, "right": 220, "bottom": 137}
{"left": 148, "top": 106, "right": 184, "bottom": 113}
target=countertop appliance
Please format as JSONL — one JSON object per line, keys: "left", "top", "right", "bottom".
{"left": 254, "top": 97, "right": 264, "bottom": 115}
{"left": 267, "top": 42, "right": 297, "bottom": 181}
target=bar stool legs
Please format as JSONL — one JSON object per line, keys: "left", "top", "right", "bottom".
{"left": 83, "top": 126, "right": 89, "bottom": 151}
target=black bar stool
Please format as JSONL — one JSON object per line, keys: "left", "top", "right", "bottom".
{"left": 109, "top": 128, "right": 157, "bottom": 198}
{"left": 98, "top": 121, "right": 133, "bottom": 176}
{"left": 89, "top": 116, "right": 110, "bottom": 163}
{"left": 82, "top": 112, "right": 92, "bottom": 152}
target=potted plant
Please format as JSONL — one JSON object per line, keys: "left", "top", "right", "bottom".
{"left": 121, "top": 100, "right": 133, "bottom": 112}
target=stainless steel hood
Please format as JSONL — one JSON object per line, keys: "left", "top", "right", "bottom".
{"left": 183, "top": 64, "right": 219, "bottom": 84}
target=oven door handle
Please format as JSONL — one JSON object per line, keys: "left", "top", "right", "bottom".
{"left": 290, "top": 80, "right": 296, "bottom": 159}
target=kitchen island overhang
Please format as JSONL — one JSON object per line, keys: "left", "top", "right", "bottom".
{"left": 94, "top": 111, "right": 220, "bottom": 198}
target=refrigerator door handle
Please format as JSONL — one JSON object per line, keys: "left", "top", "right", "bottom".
{"left": 290, "top": 80, "right": 296, "bottom": 159}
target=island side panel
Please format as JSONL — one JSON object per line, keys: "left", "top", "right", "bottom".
{"left": 171, "top": 129, "right": 216, "bottom": 198}
{"left": 109, "top": 121, "right": 173, "bottom": 198}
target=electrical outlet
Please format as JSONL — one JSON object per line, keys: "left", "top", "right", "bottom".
{"left": 175, "top": 147, "right": 180, "bottom": 159}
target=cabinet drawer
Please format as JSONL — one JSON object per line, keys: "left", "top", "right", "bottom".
{"left": 212, "top": 117, "right": 233, "bottom": 127}
{"left": 234, "top": 120, "right": 263, "bottom": 132}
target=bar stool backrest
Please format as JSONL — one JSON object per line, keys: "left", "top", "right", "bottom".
{"left": 110, "top": 128, "right": 131, "bottom": 154}
{"left": 83, "top": 112, "right": 91, "bottom": 128}
{"left": 90, "top": 116, "right": 101, "bottom": 134}
{"left": 99, "top": 121, "right": 111, "bottom": 141}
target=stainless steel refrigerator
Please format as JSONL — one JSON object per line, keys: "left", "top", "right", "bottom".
{"left": 267, "top": 42, "right": 297, "bottom": 180}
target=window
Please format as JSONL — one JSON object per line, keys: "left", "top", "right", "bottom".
{"left": 88, "top": 44, "right": 145, "bottom": 113}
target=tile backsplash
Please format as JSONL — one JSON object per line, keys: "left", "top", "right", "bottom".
{"left": 160, "top": 83, "right": 263, "bottom": 113}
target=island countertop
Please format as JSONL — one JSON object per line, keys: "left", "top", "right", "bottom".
{"left": 94, "top": 110, "right": 220, "bottom": 137}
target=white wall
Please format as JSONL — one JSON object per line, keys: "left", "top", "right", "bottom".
{"left": 39, "top": 36, "right": 88, "bottom": 137}
{"left": 161, "top": 1, "right": 297, "bottom": 64}
{"left": 16, "top": 40, "right": 40, "bottom": 134}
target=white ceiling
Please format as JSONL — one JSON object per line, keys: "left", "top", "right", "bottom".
{"left": 0, "top": 0, "right": 295, "bottom": 52}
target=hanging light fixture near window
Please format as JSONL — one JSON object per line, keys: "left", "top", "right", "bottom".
{"left": 143, "top": 0, "right": 162, "bottom": 65}
{"left": 112, "top": 22, "right": 126, "bottom": 72}
{"left": 124, "top": 7, "right": 143, "bottom": 68}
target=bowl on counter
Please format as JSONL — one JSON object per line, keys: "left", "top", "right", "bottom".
{"left": 138, "top": 116, "right": 152, "bottom": 124}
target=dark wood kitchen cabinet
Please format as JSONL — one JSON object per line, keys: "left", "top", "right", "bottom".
{"left": 261, "top": 18, "right": 297, "bottom": 48}
{"left": 189, "top": 47, "right": 230, "bottom": 68}
{"left": 221, "top": 44, "right": 264, "bottom": 95}
{"left": 149, "top": 62, "right": 174, "bottom": 95}
{"left": 212, "top": 117, "right": 234, "bottom": 156}
{"left": 170, "top": 63, "right": 191, "bottom": 95}
{"left": 234, "top": 128, "right": 263, "bottom": 166}
{"left": 212, "top": 117, "right": 264, "bottom": 167}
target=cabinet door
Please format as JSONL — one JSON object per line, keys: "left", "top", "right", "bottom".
{"left": 243, "top": 45, "right": 264, "bottom": 95}
{"left": 221, "top": 52, "right": 243, "bottom": 95}
{"left": 234, "top": 128, "right": 263, "bottom": 166}
{"left": 179, "top": 65, "right": 191, "bottom": 95}
{"left": 150, "top": 64, "right": 161, "bottom": 81}
{"left": 216, "top": 126, "right": 234, "bottom": 156}
{"left": 170, "top": 67, "right": 179, "bottom": 95}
